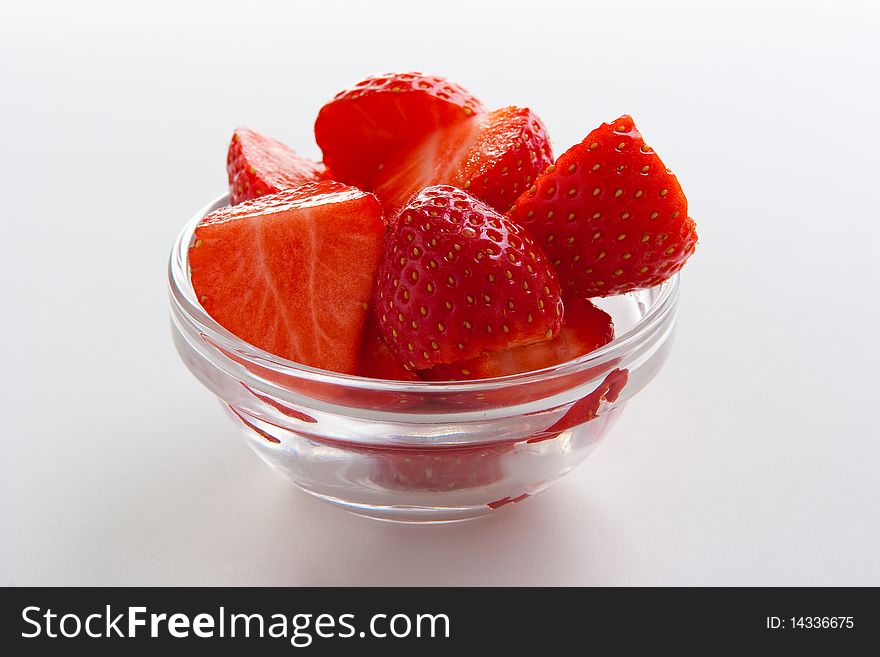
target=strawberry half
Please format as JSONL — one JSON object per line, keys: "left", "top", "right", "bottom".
{"left": 190, "top": 181, "right": 385, "bottom": 374}
{"left": 373, "top": 105, "right": 553, "bottom": 216}
{"left": 373, "top": 444, "right": 508, "bottom": 492}
{"left": 314, "top": 72, "right": 484, "bottom": 191}
{"left": 420, "top": 297, "right": 613, "bottom": 380}
{"left": 451, "top": 106, "right": 554, "bottom": 213}
{"left": 527, "top": 368, "right": 629, "bottom": 443}
{"left": 510, "top": 115, "right": 697, "bottom": 297}
{"left": 356, "top": 309, "right": 420, "bottom": 381}
{"left": 375, "top": 185, "right": 563, "bottom": 370}
{"left": 227, "top": 127, "right": 326, "bottom": 205}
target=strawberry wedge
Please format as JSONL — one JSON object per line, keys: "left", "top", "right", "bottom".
{"left": 356, "top": 309, "right": 420, "bottom": 381}
{"left": 315, "top": 72, "right": 484, "bottom": 191}
{"left": 227, "top": 127, "right": 326, "bottom": 205}
{"left": 420, "top": 297, "right": 614, "bottom": 380}
{"left": 510, "top": 115, "right": 697, "bottom": 297}
{"left": 374, "top": 106, "right": 554, "bottom": 217}
{"left": 189, "top": 181, "right": 385, "bottom": 373}
{"left": 375, "top": 185, "right": 564, "bottom": 370}
{"left": 315, "top": 72, "right": 552, "bottom": 218}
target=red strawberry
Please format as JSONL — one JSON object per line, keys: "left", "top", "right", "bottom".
{"left": 510, "top": 115, "right": 697, "bottom": 297}
{"left": 240, "top": 383, "right": 318, "bottom": 424}
{"left": 373, "top": 444, "right": 508, "bottom": 492}
{"left": 451, "top": 106, "right": 554, "bottom": 213}
{"left": 375, "top": 185, "right": 563, "bottom": 370}
{"left": 487, "top": 493, "right": 529, "bottom": 510}
{"left": 373, "top": 105, "right": 553, "bottom": 216}
{"left": 420, "top": 297, "right": 613, "bottom": 380}
{"left": 189, "top": 181, "right": 385, "bottom": 373}
{"left": 356, "top": 309, "right": 420, "bottom": 381}
{"left": 314, "top": 72, "right": 484, "bottom": 191}
{"left": 228, "top": 405, "right": 281, "bottom": 444}
{"left": 227, "top": 127, "right": 326, "bottom": 205}
{"left": 527, "top": 368, "right": 629, "bottom": 443}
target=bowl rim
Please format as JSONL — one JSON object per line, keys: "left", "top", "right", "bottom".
{"left": 169, "top": 193, "right": 680, "bottom": 393}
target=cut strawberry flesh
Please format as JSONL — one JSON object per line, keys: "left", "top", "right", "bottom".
{"left": 315, "top": 73, "right": 555, "bottom": 219}
{"left": 451, "top": 106, "right": 554, "bottom": 213}
{"left": 372, "top": 444, "right": 508, "bottom": 492}
{"left": 356, "top": 309, "right": 420, "bottom": 381}
{"left": 314, "top": 72, "right": 484, "bottom": 191}
{"left": 227, "top": 127, "right": 326, "bottom": 205}
{"left": 419, "top": 297, "right": 614, "bottom": 380}
{"left": 372, "top": 119, "right": 482, "bottom": 217}
{"left": 527, "top": 368, "right": 629, "bottom": 443}
{"left": 371, "top": 106, "right": 553, "bottom": 218}
{"left": 189, "top": 181, "right": 385, "bottom": 374}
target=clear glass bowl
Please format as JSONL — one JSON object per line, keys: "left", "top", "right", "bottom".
{"left": 168, "top": 195, "right": 680, "bottom": 523}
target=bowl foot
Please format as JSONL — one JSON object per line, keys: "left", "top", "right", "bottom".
{"left": 292, "top": 482, "right": 525, "bottom": 523}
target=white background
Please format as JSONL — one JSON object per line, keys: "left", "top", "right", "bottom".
{"left": 2, "top": 0, "right": 878, "bottom": 585}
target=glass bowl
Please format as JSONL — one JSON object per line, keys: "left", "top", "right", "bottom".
{"left": 168, "top": 194, "right": 680, "bottom": 523}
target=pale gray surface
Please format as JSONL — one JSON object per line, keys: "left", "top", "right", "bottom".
{"left": 1, "top": 0, "right": 878, "bottom": 586}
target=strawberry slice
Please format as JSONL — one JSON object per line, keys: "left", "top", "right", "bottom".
{"left": 527, "top": 368, "right": 629, "bottom": 443}
{"left": 451, "top": 106, "right": 554, "bottom": 213}
{"left": 419, "top": 297, "right": 613, "bottom": 380}
{"left": 240, "top": 383, "right": 318, "bottom": 424}
{"left": 373, "top": 106, "right": 553, "bottom": 217}
{"left": 510, "top": 115, "right": 697, "bottom": 297}
{"left": 356, "top": 309, "right": 420, "bottom": 381}
{"left": 314, "top": 72, "right": 484, "bottom": 191}
{"left": 227, "top": 127, "right": 326, "bottom": 205}
{"left": 373, "top": 444, "right": 508, "bottom": 492}
{"left": 375, "top": 185, "right": 563, "bottom": 370}
{"left": 487, "top": 493, "right": 529, "bottom": 510}
{"left": 370, "top": 119, "right": 483, "bottom": 216}
{"left": 189, "top": 181, "right": 385, "bottom": 374}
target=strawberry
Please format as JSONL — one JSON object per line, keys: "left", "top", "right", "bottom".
{"left": 451, "top": 106, "right": 554, "bottom": 213}
{"left": 228, "top": 405, "right": 281, "bottom": 444}
{"left": 487, "top": 494, "right": 529, "bottom": 510}
{"left": 510, "top": 115, "right": 697, "bottom": 297}
{"left": 227, "top": 127, "right": 326, "bottom": 205}
{"left": 241, "top": 383, "right": 318, "bottom": 424}
{"left": 356, "top": 309, "right": 420, "bottom": 381}
{"left": 373, "top": 105, "right": 554, "bottom": 216}
{"left": 314, "top": 72, "right": 484, "bottom": 191}
{"left": 527, "top": 368, "right": 629, "bottom": 443}
{"left": 375, "top": 185, "right": 564, "bottom": 370}
{"left": 420, "top": 297, "right": 613, "bottom": 380}
{"left": 189, "top": 181, "right": 385, "bottom": 374}
{"left": 373, "top": 444, "right": 508, "bottom": 492}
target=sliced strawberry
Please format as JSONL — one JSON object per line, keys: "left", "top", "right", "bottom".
{"left": 420, "top": 297, "right": 613, "bottom": 380}
{"left": 370, "top": 119, "right": 482, "bottom": 216}
{"left": 510, "top": 115, "right": 697, "bottom": 297}
{"left": 372, "top": 106, "right": 553, "bottom": 218}
{"left": 356, "top": 309, "right": 420, "bottom": 381}
{"left": 373, "top": 444, "right": 508, "bottom": 492}
{"left": 527, "top": 368, "right": 629, "bottom": 443}
{"left": 487, "top": 493, "right": 529, "bottom": 510}
{"left": 314, "top": 72, "right": 484, "bottom": 190}
{"left": 228, "top": 405, "right": 281, "bottom": 444}
{"left": 227, "top": 127, "right": 326, "bottom": 205}
{"left": 189, "top": 181, "right": 385, "bottom": 374}
{"left": 375, "top": 185, "right": 563, "bottom": 370}
{"left": 240, "top": 383, "right": 318, "bottom": 424}
{"left": 451, "top": 106, "right": 554, "bottom": 213}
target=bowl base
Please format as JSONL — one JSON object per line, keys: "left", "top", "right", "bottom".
{"left": 292, "top": 482, "right": 523, "bottom": 523}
